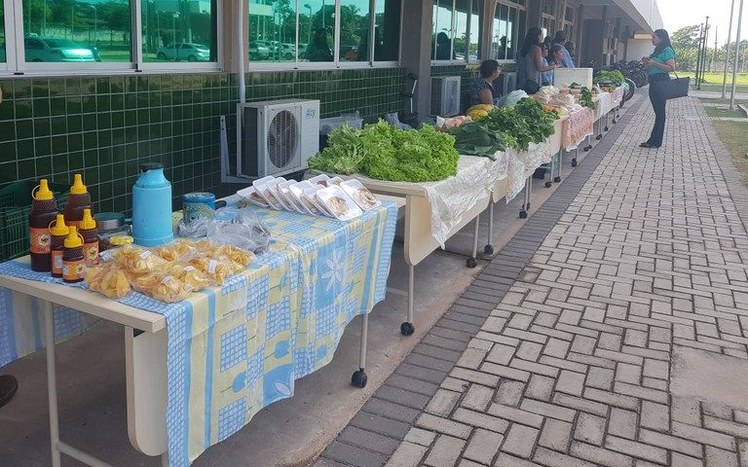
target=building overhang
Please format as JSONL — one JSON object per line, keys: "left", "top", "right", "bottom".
{"left": 579, "top": 0, "right": 663, "bottom": 33}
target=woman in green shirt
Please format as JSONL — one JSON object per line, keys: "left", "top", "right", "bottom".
{"left": 640, "top": 29, "right": 676, "bottom": 148}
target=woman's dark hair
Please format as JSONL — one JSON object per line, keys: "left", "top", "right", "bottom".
{"left": 552, "top": 31, "right": 567, "bottom": 44}
{"left": 480, "top": 59, "right": 500, "bottom": 78}
{"left": 650, "top": 29, "right": 673, "bottom": 57}
{"left": 520, "top": 27, "right": 543, "bottom": 57}
{"left": 548, "top": 44, "right": 564, "bottom": 64}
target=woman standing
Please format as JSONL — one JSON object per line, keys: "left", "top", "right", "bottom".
{"left": 640, "top": 29, "right": 676, "bottom": 148}
{"left": 518, "top": 27, "right": 558, "bottom": 94}
{"left": 471, "top": 59, "right": 502, "bottom": 106}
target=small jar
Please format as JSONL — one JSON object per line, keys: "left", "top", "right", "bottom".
{"left": 95, "top": 212, "right": 132, "bottom": 251}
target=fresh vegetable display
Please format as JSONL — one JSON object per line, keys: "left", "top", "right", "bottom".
{"left": 307, "top": 120, "right": 459, "bottom": 183}
{"left": 594, "top": 70, "right": 625, "bottom": 87}
{"left": 447, "top": 123, "right": 506, "bottom": 159}
{"left": 579, "top": 87, "right": 595, "bottom": 109}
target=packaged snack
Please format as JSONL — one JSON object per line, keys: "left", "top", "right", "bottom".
{"left": 210, "top": 244, "right": 253, "bottom": 267}
{"left": 339, "top": 179, "right": 380, "bottom": 211}
{"left": 253, "top": 177, "right": 283, "bottom": 210}
{"left": 277, "top": 180, "right": 306, "bottom": 213}
{"left": 163, "top": 262, "right": 216, "bottom": 290}
{"left": 155, "top": 239, "right": 198, "bottom": 262}
{"left": 330, "top": 176, "right": 345, "bottom": 186}
{"left": 187, "top": 256, "right": 233, "bottom": 285}
{"left": 289, "top": 181, "right": 319, "bottom": 215}
{"left": 236, "top": 186, "right": 269, "bottom": 208}
{"left": 316, "top": 186, "right": 363, "bottom": 221}
{"left": 130, "top": 272, "right": 193, "bottom": 303}
{"left": 308, "top": 174, "right": 333, "bottom": 188}
{"left": 113, "top": 244, "right": 167, "bottom": 275}
{"left": 266, "top": 177, "right": 293, "bottom": 211}
{"left": 85, "top": 262, "right": 131, "bottom": 299}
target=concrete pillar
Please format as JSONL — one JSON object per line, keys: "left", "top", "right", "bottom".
{"left": 526, "top": 0, "right": 541, "bottom": 29}
{"left": 400, "top": 0, "right": 434, "bottom": 118}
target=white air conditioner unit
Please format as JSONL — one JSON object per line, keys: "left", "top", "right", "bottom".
{"left": 501, "top": 72, "right": 518, "bottom": 96}
{"left": 431, "top": 76, "right": 461, "bottom": 117}
{"left": 239, "top": 99, "right": 320, "bottom": 178}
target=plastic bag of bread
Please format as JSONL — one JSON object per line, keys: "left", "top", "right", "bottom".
{"left": 113, "top": 244, "right": 167, "bottom": 275}
{"left": 154, "top": 240, "right": 198, "bottom": 262}
{"left": 163, "top": 262, "right": 216, "bottom": 291}
{"left": 186, "top": 256, "right": 234, "bottom": 285}
{"left": 86, "top": 262, "right": 131, "bottom": 299}
{"left": 130, "top": 272, "right": 193, "bottom": 303}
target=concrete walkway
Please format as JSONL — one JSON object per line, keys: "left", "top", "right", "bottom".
{"left": 315, "top": 96, "right": 748, "bottom": 467}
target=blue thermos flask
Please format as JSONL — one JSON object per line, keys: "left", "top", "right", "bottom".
{"left": 132, "top": 163, "right": 174, "bottom": 247}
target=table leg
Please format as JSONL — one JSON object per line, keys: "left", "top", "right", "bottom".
{"left": 400, "top": 264, "right": 415, "bottom": 336}
{"left": 605, "top": 113, "right": 609, "bottom": 132}
{"left": 596, "top": 118, "right": 603, "bottom": 140}
{"left": 553, "top": 152, "right": 562, "bottom": 183}
{"left": 351, "top": 313, "right": 368, "bottom": 388}
{"left": 484, "top": 202, "right": 495, "bottom": 255}
{"left": 44, "top": 307, "right": 112, "bottom": 467}
{"left": 466, "top": 215, "right": 478, "bottom": 268}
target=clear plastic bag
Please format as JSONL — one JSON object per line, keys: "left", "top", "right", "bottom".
{"left": 497, "top": 90, "right": 529, "bottom": 108}
{"left": 176, "top": 209, "right": 271, "bottom": 254}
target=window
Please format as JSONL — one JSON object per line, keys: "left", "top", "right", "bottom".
{"left": 432, "top": 0, "right": 481, "bottom": 63}
{"left": 142, "top": 0, "right": 217, "bottom": 63}
{"left": 491, "top": 1, "right": 523, "bottom": 62}
{"left": 248, "top": 0, "right": 400, "bottom": 67}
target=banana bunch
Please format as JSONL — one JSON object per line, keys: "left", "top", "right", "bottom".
{"left": 466, "top": 104, "right": 494, "bottom": 121}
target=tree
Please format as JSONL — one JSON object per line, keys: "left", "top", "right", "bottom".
{"left": 671, "top": 25, "right": 700, "bottom": 50}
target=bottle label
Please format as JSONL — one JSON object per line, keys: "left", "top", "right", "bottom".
{"left": 51, "top": 250, "right": 64, "bottom": 275}
{"left": 30, "top": 227, "right": 52, "bottom": 254}
{"left": 84, "top": 241, "right": 99, "bottom": 266}
{"left": 63, "top": 259, "right": 85, "bottom": 282}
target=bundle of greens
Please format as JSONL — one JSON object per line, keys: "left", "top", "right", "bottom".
{"left": 447, "top": 123, "right": 505, "bottom": 159}
{"left": 514, "top": 98, "right": 558, "bottom": 144}
{"left": 307, "top": 120, "right": 459, "bottom": 183}
{"left": 579, "top": 87, "right": 595, "bottom": 109}
{"left": 594, "top": 70, "right": 625, "bottom": 87}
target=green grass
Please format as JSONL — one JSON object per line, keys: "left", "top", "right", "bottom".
{"left": 704, "top": 106, "right": 746, "bottom": 118}
{"left": 679, "top": 72, "right": 748, "bottom": 93}
{"left": 703, "top": 98, "right": 748, "bottom": 186}
{"left": 699, "top": 97, "right": 748, "bottom": 104}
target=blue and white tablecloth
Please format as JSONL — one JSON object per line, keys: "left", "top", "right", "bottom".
{"left": 0, "top": 201, "right": 397, "bottom": 466}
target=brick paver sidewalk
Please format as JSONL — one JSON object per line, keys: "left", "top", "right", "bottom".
{"left": 316, "top": 95, "right": 748, "bottom": 467}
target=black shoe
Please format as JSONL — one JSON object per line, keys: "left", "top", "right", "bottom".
{"left": 640, "top": 142, "right": 653, "bottom": 148}
{"left": 0, "top": 375, "right": 18, "bottom": 408}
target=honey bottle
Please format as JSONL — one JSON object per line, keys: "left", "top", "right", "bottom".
{"left": 64, "top": 174, "right": 93, "bottom": 229}
{"left": 29, "top": 179, "right": 59, "bottom": 272}
{"left": 79, "top": 209, "right": 99, "bottom": 266}
{"left": 62, "top": 226, "right": 85, "bottom": 284}
{"left": 49, "top": 214, "right": 69, "bottom": 278}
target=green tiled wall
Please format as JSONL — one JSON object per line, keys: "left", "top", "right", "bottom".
{"left": 245, "top": 68, "right": 406, "bottom": 122}
{"left": 0, "top": 67, "right": 405, "bottom": 218}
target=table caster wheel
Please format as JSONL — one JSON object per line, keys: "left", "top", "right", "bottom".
{"left": 400, "top": 322, "right": 415, "bottom": 336}
{"left": 483, "top": 245, "right": 494, "bottom": 255}
{"left": 612, "top": 119, "right": 617, "bottom": 124}
{"left": 554, "top": 176, "right": 561, "bottom": 183}
{"left": 604, "top": 126, "right": 609, "bottom": 131}
{"left": 519, "top": 210, "right": 528, "bottom": 219}
{"left": 466, "top": 257, "right": 477, "bottom": 268}
{"left": 596, "top": 134, "right": 603, "bottom": 140}
{"left": 571, "top": 158, "right": 578, "bottom": 167}
{"left": 544, "top": 181, "right": 552, "bottom": 188}
{"left": 351, "top": 369, "right": 368, "bottom": 388}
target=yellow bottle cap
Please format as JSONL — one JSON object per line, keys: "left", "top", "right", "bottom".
{"left": 64, "top": 226, "right": 83, "bottom": 248}
{"left": 70, "top": 174, "right": 88, "bottom": 195}
{"left": 80, "top": 208, "right": 97, "bottom": 230}
{"left": 33, "top": 179, "right": 54, "bottom": 201}
{"left": 109, "top": 235, "right": 134, "bottom": 246}
{"left": 49, "top": 214, "right": 69, "bottom": 236}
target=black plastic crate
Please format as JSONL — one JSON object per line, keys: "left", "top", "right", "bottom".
{"left": 0, "top": 180, "right": 69, "bottom": 261}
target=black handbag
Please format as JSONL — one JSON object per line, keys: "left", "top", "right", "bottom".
{"left": 651, "top": 73, "right": 690, "bottom": 100}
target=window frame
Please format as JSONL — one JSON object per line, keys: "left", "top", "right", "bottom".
{"left": 0, "top": 0, "right": 223, "bottom": 76}
{"left": 430, "top": 0, "right": 481, "bottom": 66}
{"left": 490, "top": 0, "right": 525, "bottom": 64}
{"left": 246, "top": 0, "right": 402, "bottom": 72}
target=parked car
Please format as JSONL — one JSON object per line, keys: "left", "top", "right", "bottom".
{"left": 24, "top": 37, "right": 99, "bottom": 62}
{"left": 279, "top": 43, "right": 295, "bottom": 60}
{"left": 156, "top": 43, "right": 210, "bottom": 62}
{"left": 249, "top": 41, "right": 270, "bottom": 60}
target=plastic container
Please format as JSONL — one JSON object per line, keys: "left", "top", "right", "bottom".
{"left": 29, "top": 180, "right": 59, "bottom": 272}
{"left": 62, "top": 226, "right": 85, "bottom": 283}
{"left": 64, "top": 174, "right": 93, "bottom": 229}
{"left": 95, "top": 212, "right": 131, "bottom": 251}
{"left": 79, "top": 209, "right": 99, "bottom": 266}
{"left": 49, "top": 214, "right": 69, "bottom": 278}
{"left": 132, "top": 163, "right": 174, "bottom": 247}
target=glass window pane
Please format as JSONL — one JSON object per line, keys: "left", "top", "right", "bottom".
{"left": 0, "top": 1, "right": 4, "bottom": 63}
{"left": 373, "top": 0, "right": 400, "bottom": 61}
{"left": 506, "top": 7, "right": 516, "bottom": 60}
{"left": 143, "top": 0, "right": 216, "bottom": 63}
{"left": 492, "top": 4, "right": 508, "bottom": 60}
{"left": 249, "top": 0, "right": 298, "bottom": 63}
{"left": 432, "top": 0, "right": 453, "bottom": 60}
{"left": 339, "top": 0, "right": 371, "bottom": 62}
{"left": 468, "top": 0, "right": 482, "bottom": 61}
{"left": 517, "top": 8, "right": 526, "bottom": 58}
{"left": 302, "top": 0, "right": 334, "bottom": 62}
{"left": 22, "top": 0, "right": 131, "bottom": 63}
